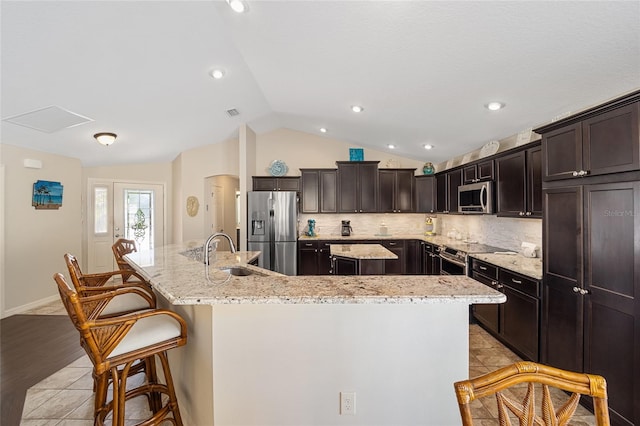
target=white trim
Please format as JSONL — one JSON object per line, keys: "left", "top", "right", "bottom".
{"left": 0, "top": 165, "right": 5, "bottom": 318}
{"left": 2, "top": 294, "right": 61, "bottom": 318}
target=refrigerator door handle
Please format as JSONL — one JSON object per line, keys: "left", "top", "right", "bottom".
{"left": 269, "top": 208, "right": 276, "bottom": 271}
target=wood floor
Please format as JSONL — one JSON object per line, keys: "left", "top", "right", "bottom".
{"left": 0, "top": 314, "right": 85, "bottom": 425}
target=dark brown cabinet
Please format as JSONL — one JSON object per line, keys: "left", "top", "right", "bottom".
{"left": 435, "top": 169, "right": 462, "bottom": 213}
{"left": 378, "top": 169, "right": 415, "bottom": 213}
{"left": 471, "top": 258, "right": 541, "bottom": 362}
{"left": 380, "top": 240, "right": 405, "bottom": 275}
{"left": 415, "top": 175, "right": 436, "bottom": 213}
{"left": 300, "top": 169, "right": 337, "bottom": 213}
{"left": 422, "top": 242, "right": 441, "bottom": 275}
{"left": 463, "top": 160, "right": 494, "bottom": 184}
{"left": 542, "top": 182, "right": 640, "bottom": 425}
{"left": 539, "top": 101, "right": 640, "bottom": 181}
{"left": 336, "top": 161, "right": 379, "bottom": 213}
{"left": 495, "top": 145, "right": 542, "bottom": 218}
{"left": 252, "top": 176, "right": 300, "bottom": 191}
{"left": 297, "top": 240, "right": 334, "bottom": 275}
{"left": 405, "top": 240, "right": 422, "bottom": 275}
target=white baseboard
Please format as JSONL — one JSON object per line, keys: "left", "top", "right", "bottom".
{"left": 1, "top": 294, "right": 61, "bottom": 319}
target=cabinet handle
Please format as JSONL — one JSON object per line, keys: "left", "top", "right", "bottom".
{"left": 479, "top": 266, "right": 487, "bottom": 270}
{"left": 580, "top": 288, "right": 590, "bottom": 295}
{"left": 496, "top": 284, "right": 504, "bottom": 289}
{"left": 315, "top": 249, "right": 318, "bottom": 253}
{"left": 511, "top": 279, "right": 522, "bottom": 284}
{"left": 491, "top": 281, "right": 498, "bottom": 286}
{"left": 579, "top": 170, "right": 589, "bottom": 177}
{"left": 305, "top": 243, "right": 313, "bottom": 247}
{"left": 573, "top": 286, "right": 581, "bottom": 293}
{"left": 572, "top": 171, "right": 579, "bottom": 177}
{"left": 525, "top": 212, "right": 532, "bottom": 216}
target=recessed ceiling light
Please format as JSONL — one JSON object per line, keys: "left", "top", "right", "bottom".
{"left": 387, "top": 144, "right": 396, "bottom": 149}
{"left": 486, "top": 102, "right": 505, "bottom": 111}
{"left": 226, "top": 0, "right": 247, "bottom": 13}
{"left": 319, "top": 127, "right": 327, "bottom": 133}
{"left": 210, "top": 69, "right": 225, "bottom": 79}
{"left": 423, "top": 144, "right": 434, "bottom": 150}
{"left": 351, "top": 105, "right": 364, "bottom": 113}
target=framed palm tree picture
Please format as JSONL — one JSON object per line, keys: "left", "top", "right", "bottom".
{"left": 32, "top": 180, "right": 63, "bottom": 210}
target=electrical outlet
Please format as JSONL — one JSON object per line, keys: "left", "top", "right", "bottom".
{"left": 340, "top": 391, "right": 356, "bottom": 415}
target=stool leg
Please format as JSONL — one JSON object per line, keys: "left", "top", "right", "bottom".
{"left": 158, "top": 351, "right": 184, "bottom": 426}
{"left": 144, "top": 355, "right": 163, "bottom": 412}
{"left": 94, "top": 371, "right": 110, "bottom": 426}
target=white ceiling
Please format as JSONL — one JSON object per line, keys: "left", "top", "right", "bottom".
{"left": 2, "top": 1, "right": 639, "bottom": 167}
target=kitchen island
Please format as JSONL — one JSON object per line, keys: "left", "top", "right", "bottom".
{"left": 330, "top": 243, "right": 397, "bottom": 275}
{"left": 125, "top": 241, "right": 505, "bottom": 426}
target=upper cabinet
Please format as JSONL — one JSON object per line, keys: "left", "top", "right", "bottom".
{"left": 495, "top": 144, "right": 542, "bottom": 218}
{"left": 463, "top": 159, "right": 494, "bottom": 184}
{"left": 378, "top": 169, "right": 415, "bottom": 213}
{"left": 537, "top": 98, "right": 640, "bottom": 181}
{"left": 415, "top": 175, "right": 436, "bottom": 213}
{"left": 336, "top": 161, "right": 379, "bottom": 213}
{"left": 300, "top": 169, "right": 337, "bottom": 213}
{"left": 252, "top": 176, "right": 300, "bottom": 192}
{"left": 435, "top": 169, "right": 462, "bottom": 213}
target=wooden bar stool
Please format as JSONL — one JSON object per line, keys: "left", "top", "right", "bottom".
{"left": 112, "top": 238, "right": 148, "bottom": 285}
{"left": 65, "top": 253, "right": 155, "bottom": 317}
{"left": 53, "top": 273, "right": 187, "bottom": 426}
{"left": 454, "top": 361, "right": 610, "bottom": 426}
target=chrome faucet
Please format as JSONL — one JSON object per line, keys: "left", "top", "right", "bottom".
{"left": 203, "top": 232, "right": 236, "bottom": 265}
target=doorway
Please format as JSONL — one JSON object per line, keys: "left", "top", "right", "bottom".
{"left": 87, "top": 180, "right": 165, "bottom": 273}
{"left": 204, "top": 175, "right": 239, "bottom": 251}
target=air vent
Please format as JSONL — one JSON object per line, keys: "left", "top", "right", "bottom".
{"left": 2, "top": 105, "right": 93, "bottom": 133}
{"left": 226, "top": 108, "right": 240, "bottom": 117}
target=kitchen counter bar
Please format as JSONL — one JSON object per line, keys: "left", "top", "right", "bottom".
{"left": 329, "top": 243, "right": 398, "bottom": 259}
{"left": 124, "top": 241, "right": 505, "bottom": 426}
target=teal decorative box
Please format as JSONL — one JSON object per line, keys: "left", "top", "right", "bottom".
{"left": 349, "top": 148, "right": 364, "bottom": 161}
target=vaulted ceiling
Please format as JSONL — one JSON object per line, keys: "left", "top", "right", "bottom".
{"left": 2, "top": 1, "right": 639, "bottom": 167}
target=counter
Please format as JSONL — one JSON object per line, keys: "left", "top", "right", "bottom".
{"left": 125, "top": 241, "right": 505, "bottom": 426}
{"left": 470, "top": 253, "right": 542, "bottom": 280}
{"left": 329, "top": 243, "right": 397, "bottom": 260}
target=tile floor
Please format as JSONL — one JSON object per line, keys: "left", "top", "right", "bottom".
{"left": 19, "top": 300, "right": 597, "bottom": 425}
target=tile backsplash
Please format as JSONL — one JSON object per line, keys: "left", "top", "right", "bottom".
{"left": 299, "top": 213, "right": 542, "bottom": 255}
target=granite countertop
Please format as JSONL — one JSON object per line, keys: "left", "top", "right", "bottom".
{"left": 330, "top": 244, "right": 398, "bottom": 260}
{"left": 300, "top": 233, "right": 493, "bottom": 251}
{"left": 124, "top": 241, "right": 505, "bottom": 306}
{"left": 469, "top": 253, "right": 543, "bottom": 280}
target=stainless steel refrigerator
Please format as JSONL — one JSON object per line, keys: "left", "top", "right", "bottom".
{"left": 247, "top": 191, "right": 298, "bottom": 275}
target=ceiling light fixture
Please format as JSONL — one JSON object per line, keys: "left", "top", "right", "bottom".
{"left": 351, "top": 105, "right": 364, "bottom": 113}
{"left": 387, "top": 144, "right": 396, "bottom": 149}
{"left": 486, "top": 102, "right": 505, "bottom": 111}
{"left": 226, "top": 0, "right": 247, "bottom": 13}
{"left": 319, "top": 127, "right": 327, "bottom": 133}
{"left": 423, "top": 144, "right": 433, "bottom": 150}
{"left": 210, "top": 69, "right": 225, "bottom": 79}
{"left": 94, "top": 132, "right": 117, "bottom": 146}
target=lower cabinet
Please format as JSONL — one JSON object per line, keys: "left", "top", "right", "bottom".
{"left": 297, "top": 240, "right": 334, "bottom": 275}
{"left": 421, "top": 242, "right": 441, "bottom": 275}
{"left": 470, "top": 258, "right": 541, "bottom": 361}
{"left": 380, "top": 240, "right": 405, "bottom": 275}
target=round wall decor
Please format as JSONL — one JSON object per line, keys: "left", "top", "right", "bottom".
{"left": 186, "top": 196, "right": 199, "bottom": 217}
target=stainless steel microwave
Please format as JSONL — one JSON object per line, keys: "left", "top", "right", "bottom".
{"left": 458, "top": 181, "right": 493, "bottom": 214}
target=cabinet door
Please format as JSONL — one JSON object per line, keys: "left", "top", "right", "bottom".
{"left": 435, "top": 174, "right": 448, "bottom": 212}
{"left": 541, "top": 186, "right": 584, "bottom": 372}
{"left": 301, "top": 170, "right": 319, "bottom": 213}
{"left": 501, "top": 286, "right": 539, "bottom": 361}
{"left": 253, "top": 177, "right": 277, "bottom": 191}
{"left": 527, "top": 146, "right": 543, "bottom": 217}
{"left": 447, "top": 170, "right": 462, "bottom": 213}
{"left": 477, "top": 160, "right": 494, "bottom": 181}
{"left": 542, "top": 122, "right": 582, "bottom": 181}
{"left": 317, "top": 241, "right": 333, "bottom": 274}
{"left": 378, "top": 170, "right": 396, "bottom": 212}
{"left": 359, "top": 163, "right": 379, "bottom": 212}
{"left": 337, "top": 163, "right": 358, "bottom": 212}
{"left": 405, "top": 240, "right": 421, "bottom": 275}
{"left": 463, "top": 165, "right": 477, "bottom": 184}
{"left": 333, "top": 257, "right": 357, "bottom": 275}
{"left": 583, "top": 181, "right": 640, "bottom": 425}
{"left": 382, "top": 240, "right": 405, "bottom": 275}
{"left": 496, "top": 151, "right": 527, "bottom": 217}
{"left": 396, "top": 170, "right": 414, "bottom": 212}
{"left": 319, "top": 170, "right": 337, "bottom": 213}
{"left": 277, "top": 177, "right": 300, "bottom": 191}
{"left": 415, "top": 176, "right": 436, "bottom": 213}
{"left": 471, "top": 272, "right": 500, "bottom": 334}
{"left": 583, "top": 102, "right": 640, "bottom": 177}
{"left": 298, "top": 242, "right": 318, "bottom": 275}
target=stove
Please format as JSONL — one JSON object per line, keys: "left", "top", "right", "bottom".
{"left": 438, "top": 242, "right": 506, "bottom": 275}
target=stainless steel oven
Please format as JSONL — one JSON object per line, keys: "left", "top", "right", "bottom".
{"left": 439, "top": 246, "right": 467, "bottom": 275}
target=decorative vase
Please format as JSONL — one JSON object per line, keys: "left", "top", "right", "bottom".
{"left": 423, "top": 162, "right": 434, "bottom": 175}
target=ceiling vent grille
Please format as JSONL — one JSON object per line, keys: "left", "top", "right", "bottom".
{"left": 226, "top": 108, "right": 240, "bottom": 117}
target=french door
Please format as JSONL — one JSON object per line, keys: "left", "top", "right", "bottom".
{"left": 87, "top": 180, "right": 164, "bottom": 273}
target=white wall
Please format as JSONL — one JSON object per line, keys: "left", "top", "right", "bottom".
{"left": 0, "top": 144, "right": 82, "bottom": 315}
{"left": 255, "top": 128, "right": 425, "bottom": 175}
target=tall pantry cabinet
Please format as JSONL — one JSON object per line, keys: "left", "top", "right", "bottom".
{"left": 535, "top": 90, "right": 640, "bottom": 426}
